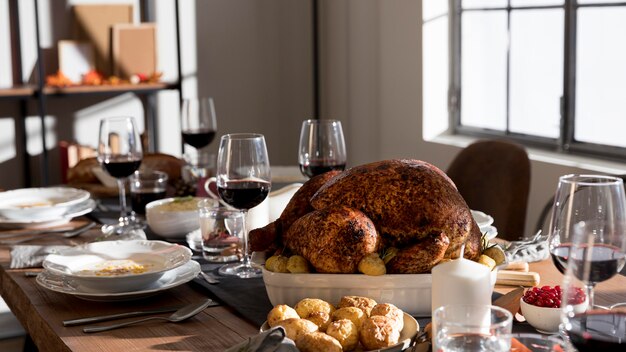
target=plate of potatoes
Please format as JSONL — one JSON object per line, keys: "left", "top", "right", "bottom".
{"left": 261, "top": 296, "right": 419, "bottom": 352}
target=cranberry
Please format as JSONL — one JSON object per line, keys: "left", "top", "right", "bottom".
{"left": 522, "top": 285, "right": 586, "bottom": 308}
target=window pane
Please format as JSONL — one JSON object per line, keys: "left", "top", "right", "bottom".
{"left": 462, "top": 0, "right": 507, "bottom": 9}
{"left": 461, "top": 11, "right": 508, "bottom": 130}
{"left": 423, "top": 17, "right": 449, "bottom": 140}
{"left": 423, "top": 0, "right": 447, "bottom": 21}
{"left": 511, "top": 0, "right": 564, "bottom": 6}
{"left": 509, "top": 9, "right": 563, "bottom": 138}
{"left": 575, "top": 8, "right": 626, "bottom": 147}
{"left": 579, "top": 0, "right": 625, "bottom": 4}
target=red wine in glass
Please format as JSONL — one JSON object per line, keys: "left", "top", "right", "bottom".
{"left": 299, "top": 159, "right": 346, "bottom": 178}
{"left": 567, "top": 311, "right": 626, "bottom": 351}
{"left": 102, "top": 156, "right": 142, "bottom": 178}
{"left": 550, "top": 243, "right": 626, "bottom": 282}
{"left": 182, "top": 129, "right": 216, "bottom": 149}
{"left": 217, "top": 180, "right": 270, "bottom": 210}
{"left": 130, "top": 189, "right": 167, "bottom": 215}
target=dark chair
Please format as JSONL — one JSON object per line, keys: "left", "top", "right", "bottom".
{"left": 447, "top": 140, "right": 531, "bottom": 241}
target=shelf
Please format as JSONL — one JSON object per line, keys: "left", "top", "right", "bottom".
{"left": 0, "top": 85, "right": 35, "bottom": 99}
{"left": 42, "top": 82, "right": 179, "bottom": 97}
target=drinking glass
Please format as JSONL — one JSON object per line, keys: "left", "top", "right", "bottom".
{"left": 181, "top": 97, "right": 217, "bottom": 152}
{"left": 198, "top": 199, "right": 244, "bottom": 263}
{"left": 560, "top": 217, "right": 626, "bottom": 350}
{"left": 97, "top": 116, "right": 143, "bottom": 235}
{"left": 432, "top": 304, "right": 513, "bottom": 352}
{"left": 298, "top": 119, "right": 346, "bottom": 178}
{"left": 547, "top": 174, "right": 626, "bottom": 307}
{"left": 130, "top": 170, "right": 168, "bottom": 215}
{"left": 215, "top": 133, "right": 271, "bottom": 278}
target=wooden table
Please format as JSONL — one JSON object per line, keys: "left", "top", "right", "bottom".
{"left": 1, "top": 227, "right": 626, "bottom": 351}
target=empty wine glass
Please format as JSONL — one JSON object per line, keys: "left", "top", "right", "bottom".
{"left": 215, "top": 133, "right": 271, "bottom": 278}
{"left": 298, "top": 119, "right": 346, "bottom": 178}
{"left": 97, "top": 117, "right": 143, "bottom": 235}
{"left": 181, "top": 97, "right": 217, "bottom": 152}
{"left": 548, "top": 174, "right": 626, "bottom": 309}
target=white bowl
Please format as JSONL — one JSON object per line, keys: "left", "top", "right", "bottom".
{"left": 263, "top": 267, "right": 499, "bottom": 317}
{"left": 520, "top": 297, "right": 588, "bottom": 333}
{"left": 146, "top": 197, "right": 206, "bottom": 238}
{"left": 42, "top": 240, "right": 192, "bottom": 293}
{"left": 0, "top": 187, "right": 90, "bottom": 220}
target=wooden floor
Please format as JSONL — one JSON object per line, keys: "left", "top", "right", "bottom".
{"left": 0, "top": 336, "right": 25, "bottom": 352}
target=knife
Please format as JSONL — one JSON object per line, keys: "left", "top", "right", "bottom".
{"left": 63, "top": 300, "right": 219, "bottom": 326}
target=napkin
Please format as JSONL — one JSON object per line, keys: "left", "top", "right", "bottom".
{"left": 224, "top": 326, "right": 298, "bottom": 352}
{"left": 504, "top": 234, "right": 549, "bottom": 263}
{"left": 10, "top": 245, "right": 70, "bottom": 269}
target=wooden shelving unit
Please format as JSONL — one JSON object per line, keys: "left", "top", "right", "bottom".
{"left": 2, "top": 0, "right": 183, "bottom": 186}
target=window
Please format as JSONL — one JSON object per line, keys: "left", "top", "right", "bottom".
{"left": 424, "top": 0, "right": 626, "bottom": 160}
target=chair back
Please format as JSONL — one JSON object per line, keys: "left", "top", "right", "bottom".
{"left": 447, "top": 140, "right": 531, "bottom": 241}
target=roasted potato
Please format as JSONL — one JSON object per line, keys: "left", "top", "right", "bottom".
{"left": 274, "top": 318, "right": 318, "bottom": 341}
{"left": 338, "top": 296, "right": 377, "bottom": 316}
{"left": 360, "top": 315, "right": 401, "bottom": 350}
{"left": 267, "top": 304, "right": 299, "bottom": 327}
{"left": 370, "top": 303, "right": 404, "bottom": 331}
{"left": 265, "top": 255, "right": 289, "bottom": 273}
{"left": 295, "top": 331, "right": 342, "bottom": 352}
{"left": 478, "top": 254, "right": 496, "bottom": 271}
{"left": 287, "top": 255, "right": 311, "bottom": 273}
{"left": 326, "top": 319, "right": 359, "bottom": 351}
{"left": 358, "top": 253, "right": 386, "bottom": 276}
{"left": 331, "top": 307, "right": 366, "bottom": 330}
{"left": 295, "top": 298, "right": 335, "bottom": 319}
{"left": 305, "top": 311, "right": 332, "bottom": 332}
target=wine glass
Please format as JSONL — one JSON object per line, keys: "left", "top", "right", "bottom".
{"left": 215, "top": 133, "right": 271, "bottom": 278}
{"left": 560, "top": 208, "right": 626, "bottom": 349}
{"left": 548, "top": 174, "right": 626, "bottom": 308}
{"left": 97, "top": 116, "right": 143, "bottom": 235}
{"left": 181, "top": 97, "right": 217, "bottom": 152}
{"left": 298, "top": 119, "right": 346, "bottom": 178}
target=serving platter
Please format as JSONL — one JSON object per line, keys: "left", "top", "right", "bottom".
{"left": 36, "top": 260, "right": 201, "bottom": 301}
{"left": 260, "top": 312, "right": 419, "bottom": 352}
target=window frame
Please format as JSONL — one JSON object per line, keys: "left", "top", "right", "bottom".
{"left": 449, "top": 0, "right": 626, "bottom": 161}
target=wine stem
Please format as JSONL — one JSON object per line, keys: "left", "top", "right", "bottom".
{"left": 117, "top": 178, "right": 130, "bottom": 226}
{"left": 241, "top": 210, "right": 250, "bottom": 267}
{"left": 585, "top": 283, "right": 596, "bottom": 308}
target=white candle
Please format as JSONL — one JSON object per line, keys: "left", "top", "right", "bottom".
{"left": 431, "top": 258, "right": 492, "bottom": 314}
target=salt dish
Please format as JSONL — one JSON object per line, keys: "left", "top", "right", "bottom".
{"left": 42, "top": 240, "right": 192, "bottom": 292}
{"left": 0, "top": 187, "right": 90, "bottom": 221}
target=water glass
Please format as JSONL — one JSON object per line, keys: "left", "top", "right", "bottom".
{"left": 130, "top": 170, "right": 168, "bottom": 215}
{"left": 433, "top": 304, "right": 513, "bottom": 352}
{"left": 198, "top": 199, "right": 244, "bottom": 263}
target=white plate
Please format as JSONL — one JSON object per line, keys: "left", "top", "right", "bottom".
{"left": 43, "top": 240, "right": 192, "bottom": 292}
{"left": 36, "top": 260, "right": 201, "bottom": 301}
{"left": 260, "top": 312, "right": 419, "bottom": 352}
{"left": 0, "top": 187, "right": 90, "bottom": 221}
{"left": 471, "top": 210, "right": 494, "bottom": 229}
{"left": 0, "top": 198, "right": 96, "bottom": 229}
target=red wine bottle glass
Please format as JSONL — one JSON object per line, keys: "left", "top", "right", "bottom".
{"left": 559, "top": 206, "right": 626, "bottom": 350}
{"left": 548, "top": 174, "right": 626, "bottom": 309}
{"left": 298, "top": 119, "right": 347, "bottom": 178}
{"left": 216, "top": 133, "right": 271, "bottom": 278}
{"left": 97, "top": 116, "right": 143, "bottom": 235}
{"left": 181, "top": 97, "right": 217, "bottom": 152}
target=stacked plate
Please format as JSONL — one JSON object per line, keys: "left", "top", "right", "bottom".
{"left": 36, "top": 240, "right": 200, "bottom": 301}
{"left": 0, "top": 187, "right": 96, "bottom": 228}
{"left": 471, "top": 209, "right": 497, "bottom": 240}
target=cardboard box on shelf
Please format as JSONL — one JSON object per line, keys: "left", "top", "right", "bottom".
{"left": 112, "top": 23, "right": 157, "bottom": 79}
{"left": 72, "top": 4, "right": 133, "bottom": 76}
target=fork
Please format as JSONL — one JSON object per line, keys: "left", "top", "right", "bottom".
{"left": 0, "top": 222, "right": 96, "bottom": 245}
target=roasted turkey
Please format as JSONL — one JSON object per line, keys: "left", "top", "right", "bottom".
{"left": 250, "top": 159, "right": 482, "bottom": 273}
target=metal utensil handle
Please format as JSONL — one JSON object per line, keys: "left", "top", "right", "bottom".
{"left": 64, "top": 306, "right": 181, "bottom": 326}
{"left": 83, "top": 316, "right": 167, "bottom": 333}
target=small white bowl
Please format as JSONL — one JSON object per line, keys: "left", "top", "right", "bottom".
{"left": 146, "top": 197, "right": 206, "bottom": 238}
{"left": 520, "top": 297, "right": 588, "bottom": 333}
{"left": 42, "top": 240, "right": 192, "bottom": 293}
